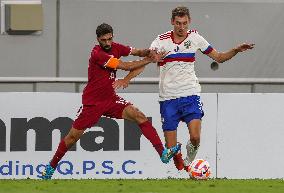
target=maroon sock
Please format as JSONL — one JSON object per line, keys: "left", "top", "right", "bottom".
{"left": 50, "top": 139, "right": 68, "bottom": 168}
{"left": 139, "top": 121, "right": 164, "bottom": 157}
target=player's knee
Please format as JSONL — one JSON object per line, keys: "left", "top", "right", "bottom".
{"left": 124, "top": 105, "right": 148, "bottom": 124}
{"left": 133, "top": 109, "right": 147, "bottom": 123}
{"left": 65, "top": 135, "right": 76, "bottom": 146}
{"left": 65, "top": 130, "right": 81, "bottom": 146}
{"left": 190, "top": 135, "right": 200, "bottom": 146}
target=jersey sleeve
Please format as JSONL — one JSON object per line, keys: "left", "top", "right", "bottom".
{"left": 116, "top": 43, "right": 131, "bottom": 57}
{"left": 92, "top": 50, "right": 117, "bottom": 68}
{"left": 195, "top": 33, "right": 213, "bottom": 55}
{"left": 150, "top": 37, "right": 161, "bottom": 51}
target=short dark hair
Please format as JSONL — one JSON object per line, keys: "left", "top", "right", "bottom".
{"left": 171, "top": 6, "right": 190, "bottom": 20}
{"left": 96, "top": 23, "right": 113, "bottom": 37}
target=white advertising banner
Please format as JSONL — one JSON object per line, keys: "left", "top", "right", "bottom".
{"left": 217, "top": 93, "right": 284, "bottom": 179}
{"left": 0, "top": 93, "right": 217, "bottom": 179}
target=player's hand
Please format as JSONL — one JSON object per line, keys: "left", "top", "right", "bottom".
{"left": 143, "top": 49, "right": 151, "bottom": 57}
{"left": 147, "top": 49, "right": 158, "bottom": 61}
{"left": 235, "top": 43, "right": 255, "bottom": 52}
{"left": 112, "top": 79, "right": 129, "bottom": 90}
{"left": 148, "top": 50, "right": 169, "bottom": 63}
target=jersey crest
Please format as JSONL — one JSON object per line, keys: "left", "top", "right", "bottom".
{"left": 184, "top": 40, "right": 191, "bottom": 49}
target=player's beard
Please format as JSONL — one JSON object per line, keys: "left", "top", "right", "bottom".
{"left": 100, "top": 43, "right": 111, "bottom": 52}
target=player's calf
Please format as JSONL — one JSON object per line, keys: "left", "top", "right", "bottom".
{"left": 173, "top": 152, "right": 184, "bottom": 170}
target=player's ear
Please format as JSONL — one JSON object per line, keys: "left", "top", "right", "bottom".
{"left": 171, "top": 18, "right": 175, "bottom": 25}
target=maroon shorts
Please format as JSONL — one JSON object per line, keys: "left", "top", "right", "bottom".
{"left": 72, "top": 95, "right": 131, "bottom": 130}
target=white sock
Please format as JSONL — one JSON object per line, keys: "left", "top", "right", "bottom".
{"left": 184, "top": 140, "right": 200, "bottom": 166}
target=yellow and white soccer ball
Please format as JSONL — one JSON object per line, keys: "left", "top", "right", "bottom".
{"left": 188, "top": 159, "right": 211, "bottom": 180}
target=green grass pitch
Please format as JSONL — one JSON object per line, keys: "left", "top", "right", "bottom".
{"left": 0, "top": 179, "right": 284, "bottom": 193}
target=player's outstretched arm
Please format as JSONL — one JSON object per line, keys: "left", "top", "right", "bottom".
{"left": 116, "top": 57, "right": 152, "bottom": 71}
{"left": 207, "top": 43, "right": 254, "bottom": 63}
{"left": 130, "top": 48, "right": 151, "bottom": 57}
{"left": 112, "top": 50, "right": 165, "bottom": 89}
{"left": 116, "top": 50, "right": 167, "bottom": 71}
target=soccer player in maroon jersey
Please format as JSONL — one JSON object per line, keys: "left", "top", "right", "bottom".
{"left": 40, "top": 23, "right": 181, "bottom": 179}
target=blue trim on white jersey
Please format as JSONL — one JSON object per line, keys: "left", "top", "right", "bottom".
{"left": 202, "top": 45, "right": 213, "bottom": 54}
{"left": 165, "top": 53, "right": 195, "bottom": 59}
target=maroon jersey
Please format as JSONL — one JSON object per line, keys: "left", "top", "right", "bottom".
{"left": 82, "top": 42, "right": 131, "bottom": 105}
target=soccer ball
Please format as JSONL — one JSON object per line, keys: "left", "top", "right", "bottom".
{"left": 188, "top": 159, "right": 211, "bottom": 180}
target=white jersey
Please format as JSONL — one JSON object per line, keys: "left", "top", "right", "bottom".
{"left": 150, "top": 30, "right": 213, "bottom": 101}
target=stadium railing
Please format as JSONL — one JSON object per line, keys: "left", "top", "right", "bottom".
{"left": 1, "top": 77, "right": 284, "bottom": 93}
{"left": 1, "top": 77, "right": 284, "bottom": 84}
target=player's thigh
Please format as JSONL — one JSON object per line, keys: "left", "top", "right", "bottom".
{"left": 181, "top": 95, "right": 204, "bottom": 136}
{"left": 72, "top": 105, "right": 103, "bottom": 130}
{"left": 160, "top": 99, "right": 180, "bottom": 131}
{"left": 122, "top": 105, "right": 147, "bottom": 123}
{"left": 187, "top": 119, "right": 201, "bottom": 138}
{"left": 104, "top": 95, "right": 133, "bottom": 119}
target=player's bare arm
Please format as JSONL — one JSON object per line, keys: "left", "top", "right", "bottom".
{"left": 207, "top": 43, "right": 254, "bottom": 63}
{"left": 112, "top": 49, "right": 166, "bottom": 89}
{"left": 113, "top": 66, "right": 145, "bottom": 90}
{"left": 116, "top": 57, "right": 152, "bottom": 71}
{"left": 130, "top": 48, "right": 151, "bottom": 57}
{"left": 108, "top": 51, "right": 167, "bottom": 71}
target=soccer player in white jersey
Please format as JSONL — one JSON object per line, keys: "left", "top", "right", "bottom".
{"left": 149, "top": 6, "right": 254, "bottom": 171}
{"left": 114, "top": 6, "right": 254, "bottom": 172}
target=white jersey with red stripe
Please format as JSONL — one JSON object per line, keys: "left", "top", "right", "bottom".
{"left": 150, "top": 30, "right": 213, "bottom": 101}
